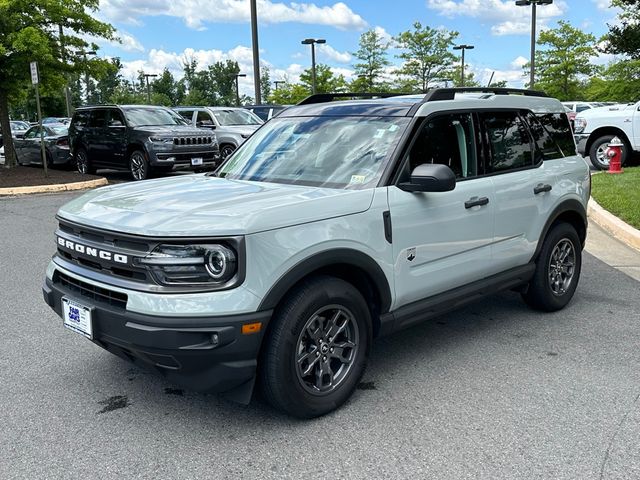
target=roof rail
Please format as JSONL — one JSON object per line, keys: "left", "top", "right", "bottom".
{"left": 422, "top": 87, "right": 548, "bottom": 101}
{"left": 297, "top": 92, "right": 399, "bottom": 105}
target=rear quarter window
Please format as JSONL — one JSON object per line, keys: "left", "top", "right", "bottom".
{"left": 72, "top": 111, "right": 91, "bottom": 128}
{"left": 534, "top": 113, "right": 576, "bottom": 158}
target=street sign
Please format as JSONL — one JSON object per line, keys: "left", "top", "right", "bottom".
{"left": 30, "top": 61, "right": 39, "bottom": 85}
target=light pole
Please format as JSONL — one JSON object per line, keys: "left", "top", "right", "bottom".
{"left": 516, "top": 0, "right": 553, "bottom": 89}
{"left": 235, "top": 73, "right": 247, "bottom": 106}
{"left": 250, "top": 0, "right": 261, "bottom": 104}
{"left": 274, "top": 80, "right": 285, "bottom": 91}
{"left": 143, "top": 73, "right": 158, "bottom": 103}
{"left": 301, "top": 38, "right": 326, "bottom": 94}
{"left": 453, "top": 44, "right": 474, "bottom": 87}
{"left": 58, "top": 25, "right": 72, "bottom": 117}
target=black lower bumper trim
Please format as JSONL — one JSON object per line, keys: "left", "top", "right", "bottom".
{"left": 43, "top": 277, "right": 272, "bottom": 398}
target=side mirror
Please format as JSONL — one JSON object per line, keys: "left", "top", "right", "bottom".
{"left": 399, "top": 163, "right": 456, "bottom": 193}
{"left": 196, "top": 121, "right": 215, "bottom": 129}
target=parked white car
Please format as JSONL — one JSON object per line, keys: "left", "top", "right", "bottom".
{"left": 573, "top": 101, "right": 640, "bottom": 170}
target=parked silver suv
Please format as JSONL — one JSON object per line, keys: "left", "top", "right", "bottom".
{"left": 44, "top": 89, "right": 589, "bottom": 418}
{"left": 174, "top": 106, "right": 263, "bottom": 160}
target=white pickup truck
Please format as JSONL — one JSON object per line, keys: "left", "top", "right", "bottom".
{"left": 574, "top": 101, "right": 640, "bottom": 170}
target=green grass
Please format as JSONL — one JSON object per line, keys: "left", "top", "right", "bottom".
{"left": 591, "top": 166, "right": 640, "bottom": 230}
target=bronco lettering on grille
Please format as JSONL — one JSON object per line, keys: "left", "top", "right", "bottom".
{"left": 57, "top": 237, "right": 128, "bottom": 264}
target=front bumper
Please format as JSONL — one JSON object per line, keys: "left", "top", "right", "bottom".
{"left": 574, "top": 134, "right": 589, "bottom": 156}
{"left": 43, "top": 276, "right": 272, "bottom": 399}
{"left": 147, "top": 146, "right": 220, "bottom": 170}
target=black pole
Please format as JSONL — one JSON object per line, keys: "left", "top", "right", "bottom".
{"left": 311, "top": 43, "right": 317, "bottom": 94}
{"left": 461, "top": 48, "right": 466, "bottom": 87}
{"left": 530, "top": 2, "right": 537, "bottom": 89}
{"left": 250, "top": 0, "right": 261, "bottom": 104}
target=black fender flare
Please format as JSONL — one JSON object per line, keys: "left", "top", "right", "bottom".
{"left": 258, "top": 248, "right": 392, "bottom": 314}
{"left": 531, "top": 199, "right": 587, "bottom": 262}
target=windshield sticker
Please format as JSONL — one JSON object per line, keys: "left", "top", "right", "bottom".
{"left": 388, "top": 124, "right": 399, "bottom": 132}
{"left": 350, "top": 175, "right": 366, "bottom": 184}
{"left": 373, "top": 129, "right": 386, "bottom": 139}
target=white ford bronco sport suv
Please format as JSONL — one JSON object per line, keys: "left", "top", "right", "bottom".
{"left": 43, "top": 88, "right": 590, "bottom": 418}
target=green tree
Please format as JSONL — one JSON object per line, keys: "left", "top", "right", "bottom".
{"left": 352, "top": 29, "right": 390, "bottom": 92}
{"left": 446, "top": 65, "right": 480, "bottom": 87}
{"left": 299, "top": 64, "right": 348, "bottom": 94}
{"left": 260, "top": 66, "right": 271, "bottom": 103}
{"left": 528, "top": 21, "right": 597, "bottom": 99}
{"left": 94, "top": 58, "right": 123, "bottom": 104}
{"left": 207, "top": 60, "right": 241, "bottom": 105}
{"left": 584, "top": 59, "right": 640, "bottom": 102}
{"left": 488, "top": 80, "right": 508, "bottom": 88}
{"left": 393, "top": 22, "right": 459, "bottom": 92}
{"left": 605, "top": 0, "right": 640, "bottom": 58}
{"left": 0, "top": 0, "right": 115, "bottom": 167}
{"left": 152, "top": 68, "right": 182, "bottom": 106}
{"left": 268, "top": 82, "right": 310, "bottom": 104}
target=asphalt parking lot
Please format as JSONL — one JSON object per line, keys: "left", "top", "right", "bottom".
{"left": 1, "top": 192, "right": 640, "bottom": 479}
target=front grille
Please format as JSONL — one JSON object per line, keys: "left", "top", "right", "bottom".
{"left": 54, "top": 271, "right": 128, "bottom": 309}
{"left": 56, "top": 221, "right": 151, "bottom": 283}
{"left": 173, "top": 136, "right": 213, "bottom": 146}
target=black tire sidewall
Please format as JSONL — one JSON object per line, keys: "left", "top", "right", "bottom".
{"left": 527, "top": 223, "right": 582, "bottom": 311}
{"left": 261, "top": 276, "right": 371, "bottom": 418}
{"left": 129, "top": 150, "right": 149, "bottom": 180}
{"left": 589, "top": 135, "right": 629, "bottom": 170}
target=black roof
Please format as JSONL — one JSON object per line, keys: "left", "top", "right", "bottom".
{"left": 280, "top": 88, "right": 549, "bottom": 117}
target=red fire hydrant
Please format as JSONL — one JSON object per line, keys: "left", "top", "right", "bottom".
{"left": 606, "top": 137, "right": 624, "bottom": 174}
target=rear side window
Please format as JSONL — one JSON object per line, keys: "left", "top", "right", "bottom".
{"left": 72, "top": 110, "right": 91, "bottom": 128}
{"left": 480, "top": 112, "right": 533, "bottom": 173}
{"left": 107, "top": 109, "right": 125, "bottom": 127}
{"left": 534, "top": 113, "right": 575, "bottom": 158}
{"left": 89, "top": 110, "right": 108, "bottom": 128}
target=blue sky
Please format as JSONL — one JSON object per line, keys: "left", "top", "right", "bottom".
{"left": 92, "top": 0, "right": 621, "bottom": 95}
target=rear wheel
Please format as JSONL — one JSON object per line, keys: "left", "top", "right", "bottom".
{"left": 129, "top": 150, "right": 150, "bottom": 181}
{"left": 75, "top": 148, "right": 95, "bottom": 174}
{"left": 260, "top": 276, "right": 371, "bottom": 418}
{"left": 522, "top": 222, "right": 582, "bottom": 312}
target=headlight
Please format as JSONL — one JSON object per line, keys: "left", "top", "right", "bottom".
{"left": 137, "top": 244, "right": 238, "bottom": 287}
{"left": 574, "top": 118, "right": 587, "bottom": 133}
{"left": 149, "top": 136, "right": 173, "bottom": 144}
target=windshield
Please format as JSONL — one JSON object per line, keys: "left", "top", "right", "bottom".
{"left": 10, "top": 122, "right": 29, "bottom": 131}
{"left": 124, "top": 108, "right": 188, "bottom": 127}
{"left": 213, "top": 109, "right": 262, "bottom": 126}
{"left": 47, "top": 125, "right": 68, "bottom": 135}
{"left": 219, "top": 116, "right": 409, "bottom": 189}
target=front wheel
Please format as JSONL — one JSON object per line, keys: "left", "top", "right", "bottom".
{"left": 589, "top": 135, "right": 629, "bottom": 171}
{"left": 129, "top": 150, "right": 150, "bottom": 181}
{"left": 220, "top": 144, "right": 236, "bottom": 161}
{"left": 522, "top": 222, "right": 582, "bottom": 312}
{"left": 260, "top": 276, "right": 371, "bottom": 418}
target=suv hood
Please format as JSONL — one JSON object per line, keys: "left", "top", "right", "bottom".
{"left": 57, "top": 175, "right": 374, "bottom": 236}
{"left": 218, "top": 125, "right": 260, "bottom": 135}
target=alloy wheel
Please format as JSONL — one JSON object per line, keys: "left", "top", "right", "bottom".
{"left": 130, "top": 152, "right": 147, "bottom": 180}
{"left": 295, "top": 305, "right": 359, "bottom": 395}
{"left": 220, "top": 145, "right": 235, "bottom": 160}
{"left": 596, "top": 144, "right": 610, "bottom": 167}
{"left": 76, "top": 151, "right": 88, "bottom": 174}
{"left": 548, "top": 238, "right": 576, "bottom": 296}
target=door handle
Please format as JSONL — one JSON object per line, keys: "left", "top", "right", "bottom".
{"left": 465, "top": 196, "right": 489, "bottom": 209}
{"left": 534, "top": 183, "right": 552, "bottom": 195}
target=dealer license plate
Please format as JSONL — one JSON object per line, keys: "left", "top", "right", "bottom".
{"left": 62, "top": 297, "right": 93, "bottom": 339}
{"left": 191, "top": 157, "right": 203, "bottom": 166}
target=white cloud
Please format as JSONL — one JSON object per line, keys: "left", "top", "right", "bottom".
{"left": 510, "top": 55, "right": 528, "bottom": 69}
{"left": 317, "top": 44, "right": 351, "bottom": 63}
{"left": 99, "top": 0, "right": 367, "bottom": 31}
{"left": 116, "top": 31, "right": 145, "bottom": 52}
{"left": 592, "top": 0, "right": 610, "bottom": 11}
{"left": 426, "top": 0, "right": 567, "bottom": 36}
{"left": 374, "top": 26, "right": 393, "bottom": 44}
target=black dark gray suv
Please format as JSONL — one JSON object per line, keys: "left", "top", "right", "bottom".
{"left": 69, "top": 105, "right": 220, "bottom": 180}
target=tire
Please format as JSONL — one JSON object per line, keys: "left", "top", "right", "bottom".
{"left": 45, "top": 151, "right": 54, "bottom": 169}
{"left": 522, "top": 222, "right": 582, "bottom": 312}
{"left": 220, "top": 144, "right": 236, "bottom": 161}
{"left": 129, "top": 150, "right": 150, "bottom": 181}
{"left": 75, "top": 148, "right": 95, "bottom": 175}
{"left": 589, "top": 135, "right": 629, "bottom": 171}
{"left": 260, "top": 275, "right": 372, "bottom": 418}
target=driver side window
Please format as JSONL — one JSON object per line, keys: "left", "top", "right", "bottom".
{"left": 403, "top": 113, "right": 478, "bottom": 181}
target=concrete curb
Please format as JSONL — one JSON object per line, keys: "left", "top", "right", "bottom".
{"left": 0, "top": 177, "right": 108, "bottom": 196}
{"left": 588, "top": 196, "right": 640, "bottom": 252}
